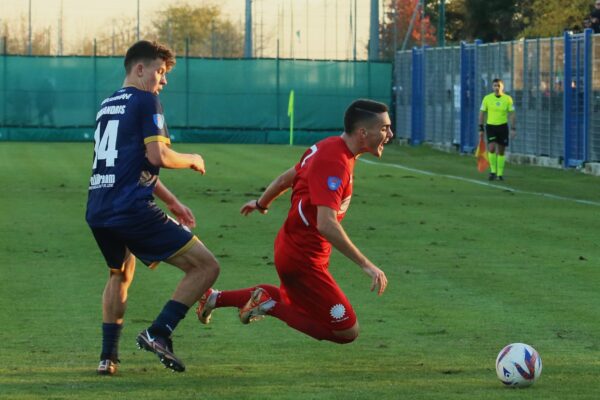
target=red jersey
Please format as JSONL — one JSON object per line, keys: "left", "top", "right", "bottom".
{"left": 277, "top": 136, "right": 355, "bottom": 265}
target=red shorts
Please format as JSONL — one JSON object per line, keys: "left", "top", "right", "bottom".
{"left": 274, "top": 231, "right": 357, "bottom": 331}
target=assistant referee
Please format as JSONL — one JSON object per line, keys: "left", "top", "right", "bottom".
{"left": 479, "top": 78, "right": 516, "bottom": 181}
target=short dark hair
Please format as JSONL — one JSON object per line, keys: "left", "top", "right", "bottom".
{"left": 344, "top": 99, "right": 388, "bottom": 133}
{"left": 124, "top": 40, "right": 176, "bottom": 74}
{"left": 492, "top": 78, "right": 503, "bottom": 85}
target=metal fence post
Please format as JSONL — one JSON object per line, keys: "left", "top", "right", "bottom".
{"left": 561, "top": 30, "right": 589, "bottom": 167}
{"left": 473, "top": 39, "right": 481, "bottom": 152}
{"left": 549, "top": 37, "right": 554, "bottom": 156}
{"left": 368, "top": 59, "right": 372, "bottom": 98}
{"left": 563, "top": 31, "right": 571, "bottom": 167}
{"left": 496, "top": 43, "right": 501, "bottom": 82}
{"left": 459, "top": 40, "right": 479, "bottom": 153}
{"left": 276, "top": 39, "right": 281, "bottom": 131}
{"left": 583, "top": 28, "right": 592, "bottom": 164}
{"left": 510, "top": 41, "right": 515, "bottom": 96}
{"left": 523, "top": 39, "right": 529, "bottom": 154}
{"left": 2, "top": 36, "right": 6, "bottom": 127}
{"left": 459, "top": 41, "right": 467, "bottom": 152}
{"left": 93, "top": 39, "right": 97, "bottom": 123}
{"left": 576, "top": 35, "right": 582, "bottom": 161}
{"left": 185, "top": 37, "right": 189, "bottom": 129}
{"left": 410, "top": 47, "right": 424, "bottom": 145}
{"left": 441, "top": 47, "right": 446, "bottom": 143}
{"left": 536, "top": 37, "right": 541, "bottom": 155}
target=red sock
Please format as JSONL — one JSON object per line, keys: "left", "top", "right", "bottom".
{"left": 257, "top": 284, "right": 281, "bottom": 301}
{"left": 268, "top": 302, "right": 354, "bottom": 344}
{"left": 215, "top": 284, "right": 281, "bottom": 308}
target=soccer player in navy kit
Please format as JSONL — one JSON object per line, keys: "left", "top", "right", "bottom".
{"left": 86, "top": 40, "right": 219, "bottom": 375}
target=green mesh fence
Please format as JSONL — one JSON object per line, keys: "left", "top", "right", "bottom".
{"left": 0, "top": 56, "right": 391, "bottom": 144}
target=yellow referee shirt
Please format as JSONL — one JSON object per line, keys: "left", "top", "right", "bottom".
{"left": 480, "top": 93, "right": 515, "bottom": 125}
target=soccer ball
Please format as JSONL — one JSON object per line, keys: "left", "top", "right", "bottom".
{"left": 495, "top": 343, "right": 542, "bottom": 387}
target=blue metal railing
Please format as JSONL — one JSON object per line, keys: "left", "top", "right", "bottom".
{"left": 563, "top": 30, "right": 591, "bottom": 167}
{"left": 398, "top": 29, "right": 596, "bottom": 167}
{"left": 411, "top": 47, "right": 425, "bottom": 145}
{"left": 459, "top": 41, "right": 479, "bottom": 153}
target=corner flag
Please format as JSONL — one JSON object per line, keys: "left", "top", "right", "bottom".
{"left": 475, "top": 136, "right": 489, "bottom": 172}
{"left": 288, "top": 90, "right": 295, "bottom": 145}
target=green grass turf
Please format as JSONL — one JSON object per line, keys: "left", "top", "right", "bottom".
{"left": 0, "top": 142, "right": 599, "bottom": 399}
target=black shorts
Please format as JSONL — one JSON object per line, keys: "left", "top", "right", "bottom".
{"left": 90, "top": 203, "right": 197, "bottom": 270}
{"left": 486, "top": 123, "right": 509, "bottom": 146}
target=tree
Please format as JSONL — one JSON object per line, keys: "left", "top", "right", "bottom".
{"left": 150, "top": 4, "right": 243, "bottom": 58}
{"left": 2, "top": 16, "right": 52, "bottom": 55}
{"left": 519, "top": 0, "right": 591, "bottom": 38}
{"left": 78, "top": 18, "right": 138, "bottom": 56}
{"left": 443, "top": 0, "right": 536, "bottom": 43}
{"left": 461, "top": 0, "right": 521, "bottom": 42}
{"left": 380, "top": 0, "right": 437, "bottom": 60}
{"left": 444, "top": 0, "right": 587, "bottom": 41}
{"left": 443, "top": 0, "right": 467, "bottom": 43}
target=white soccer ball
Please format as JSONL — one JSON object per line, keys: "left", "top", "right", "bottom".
{"left": 495, "top": 343, "right": 542, "bottom": 387}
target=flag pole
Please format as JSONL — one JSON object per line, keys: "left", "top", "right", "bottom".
{"left": 288, "top": 89, "right": 295, "bottom": 145}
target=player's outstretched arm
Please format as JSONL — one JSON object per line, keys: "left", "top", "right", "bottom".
{"left": 154, "top": 178, "right": 196, "bottom": 228}
{"left": 146, "top": 141, "right": 205, "bottom": 174}
{"left": 316, "top": 206, "right": 388, "bottom": 295}
{"left": 240, "top": 167, "right": 296, "bottom": 216}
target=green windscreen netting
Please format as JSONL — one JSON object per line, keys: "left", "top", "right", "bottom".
{"left": 0, "top": 56, "right": 391, "bottom": 144}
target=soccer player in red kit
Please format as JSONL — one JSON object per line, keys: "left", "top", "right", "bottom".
{"left": 196, "top": 99, "right": 392, "bottom": 343}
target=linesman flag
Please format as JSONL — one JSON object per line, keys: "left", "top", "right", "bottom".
{"left": 288, "top": 89, "right": 294, "bottom": 117}
{"left": 475, "top": 136, "right": 489, "bottom": 172}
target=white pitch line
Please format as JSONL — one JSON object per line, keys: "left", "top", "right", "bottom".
{"left": 360, "top": 158, "right": 600, "bottom": 207}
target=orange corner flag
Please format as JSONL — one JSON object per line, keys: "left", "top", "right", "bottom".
{"left": 475, "top": 136, "right": 489, "bottom": 172}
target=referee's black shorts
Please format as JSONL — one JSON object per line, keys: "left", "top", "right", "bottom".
{"left": 485, "top": 123, "right": 509, "bottom": 146}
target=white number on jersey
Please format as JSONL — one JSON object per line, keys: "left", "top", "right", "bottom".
{"left": 93, "top": 120, "right": 119, "bottom": 169}
{"left": 300, "top": 144, "right": 318, "bottom": 168}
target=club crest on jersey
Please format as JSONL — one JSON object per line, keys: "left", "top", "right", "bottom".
{"left": 330, "top": 304, "right": 346, "bottom": 320}
{"left": 327, "top": 176, "right": 342, "bottom": 190}
{"left": 153, "top": 114, "right": 165, "bottom": 129}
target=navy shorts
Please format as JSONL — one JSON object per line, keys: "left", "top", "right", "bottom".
{"left": 90, "top": 203, "right": 196, "bottom": 269}
{"left": 486, "top": 123, "right": 509, "bottom": 146}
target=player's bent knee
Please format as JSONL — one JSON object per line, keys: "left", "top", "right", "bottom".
{"left": 189, "top": 254, "right": 220, "bottom": 288}
{"left": 169, "top": 240, "right": 220, "bottom": 278}
{"left": 332, "top": 322, "right": 360, "bottom": 344}
{"left": 202, "top": 258, "right": 220, "bottom": 280}
{"left": 192, "top": 246, "right": 220, "bottom": 275}
{"left": 108, "top": 268, "right": 133, "bottom": 286}
{"left": 108, "top": 253, "right": 135, "bottom": 284}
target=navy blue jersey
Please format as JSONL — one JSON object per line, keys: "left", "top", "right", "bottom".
{"left": 86, "top": 87, "right": 170, "bottom": 227}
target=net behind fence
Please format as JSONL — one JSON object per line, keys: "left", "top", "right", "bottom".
{"left": 0, "top": 56, "right": 391, "bottom": 144}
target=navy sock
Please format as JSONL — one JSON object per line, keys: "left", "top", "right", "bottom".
{"left": 100, "top": 323, "right": 122, "bottom": 361}
{"left": 148, "top": 300, "right": 189, "bottom": 338}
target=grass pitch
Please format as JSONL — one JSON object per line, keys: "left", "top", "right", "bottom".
{"left": 0, "top": 142, "right": 599, "bottom": 399}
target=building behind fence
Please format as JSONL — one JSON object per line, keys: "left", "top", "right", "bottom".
{"left": 395, "top": 29, "right": 600, "bottom": 168}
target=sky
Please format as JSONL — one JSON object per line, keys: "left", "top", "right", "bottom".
{"left": 0, "top": 0, "right": 383, "bottom": 59}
